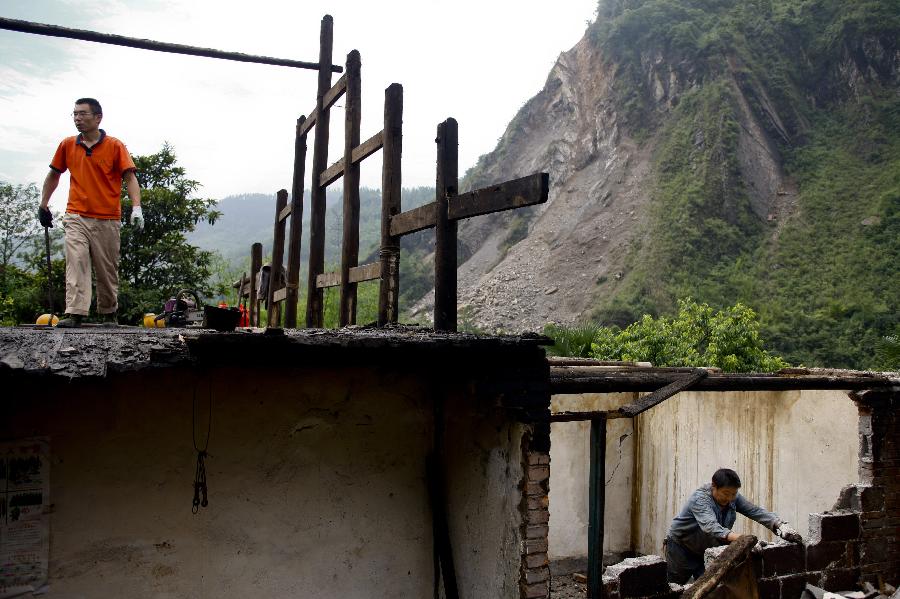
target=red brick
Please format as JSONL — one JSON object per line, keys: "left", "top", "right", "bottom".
{"left": 527, "top": 508, "right": 549, "bottom": 524}
{"left": 527, "top": 495, "right": 550, "bottom": 510}
{"left": 526, "top": 524, "right": 548, "bottom": 539}
{"left": 525, "top": 538, "right": 548, "bottom": 554}
{"left": 603, "top": 556, "right": 668, "bottom": 597}
{"left": 528, "top": 452, "right": 550, "bottom": 466}
{"left": 525, "top": 566, "right": 549, "bottom": 584}
{"left": 810, "top": 512, "right": 861, "bottom": 542}
{"left": 523, "top": 580, "right": 549, "bottom": 598}
{"left": 526, "top": 552, "right": 548, "bottom": 568}
{"left": 529, "top": 465, "right": 550, "bottom": 482}
{"left": 526, "top": 481, "right": 547, "bottom": 496}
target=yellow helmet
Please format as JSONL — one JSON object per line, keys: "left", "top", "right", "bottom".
{"left": 36, "top": 314, "right": 59, "bottom": 326}
{"left": 143, "top": 313, "right": 165, "bottom": 328}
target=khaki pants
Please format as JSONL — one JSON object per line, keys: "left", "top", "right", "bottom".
{"left": 63, "top": 213, "right": 121, "bottom": 316}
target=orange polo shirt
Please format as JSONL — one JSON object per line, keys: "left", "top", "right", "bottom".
{"left": 49, "top": 130, "right": 137, "bottom": 220}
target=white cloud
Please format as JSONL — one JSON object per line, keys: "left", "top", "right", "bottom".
{"left": 1, "top": 0, "right": 596, "bottom": 200}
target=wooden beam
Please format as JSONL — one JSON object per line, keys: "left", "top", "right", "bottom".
{"left": 588, "top": 415, "right": 607, "bottom": 599}
{"left": 448, "top": 173, "right": 549, "bottom": 221}
{"left": 617, "top": 369, "right": 708, "bottom": 418}
{"left": 378, "top": 84, "right": 403, "bottom": 326}
{"left": 305, "top": 15, "right": 334, "bottom": 328}
{"left": 316, "top": 262, "right": 382, "bottom": 289}
{"left": 681, "top": 536, "right": 757, "bottom": 599}
{"left": 319, "top": 130, "right": 384, "bottom": 188}
{"left": 0, "top": 16, "right": 344, "bottom": 72}
{"left": 273, "top": 287, "right": 287, "bottom": 303}
{"left": 339, "top": 50, "right": 362, "bottom": 327}
{"left": 299, "top": 112, "right": 316, "bottom": 137}
{"left": 548, "top": 371, "right": 899, "bottom": 393}
{"left": 434, "top": 118, "right": 458, "bottom": 332}
{"left": 267, "top": 190, "right": 288, "bottom": 327}
{"left": 323, "top": 73, "right": 347, "bottom": 111}
{"left": 249, "top": 242, "right": 262, "bottom": 327}
{"left": 277, "top": 204, "right": 292, "bottom": 222}
{"left": 284, "top": 115, "right": 308, "bottom": 328}
{"left": 390, "top": 202, "right": 436, "bottom": 237}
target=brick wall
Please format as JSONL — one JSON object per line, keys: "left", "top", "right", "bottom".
{"left": 522, "top": 447, "right": 551, "bottom": 598}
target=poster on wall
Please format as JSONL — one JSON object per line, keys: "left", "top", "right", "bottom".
{"left": 0, "top": 438, "right": 50, "bottom": 598}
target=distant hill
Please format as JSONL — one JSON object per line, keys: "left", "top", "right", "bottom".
{"left": 188, "top": 186, "right": 437, "bottom": 310}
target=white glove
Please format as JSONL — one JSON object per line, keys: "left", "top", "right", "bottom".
{"left": 775, "top": 521, "right": 803, "bottom": 544}
{"left": 130, "top": 205, "right": 144, "bottom": 230}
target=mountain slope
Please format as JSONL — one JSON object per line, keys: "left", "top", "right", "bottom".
{"left": 412, "top": 0, "right": 900, "bottom": 369}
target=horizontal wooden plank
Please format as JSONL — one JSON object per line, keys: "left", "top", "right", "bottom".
{"left": 390, "top": 202, "right": 436, "bottom": 236}
{"left": 352, "top": 130, "right": 383, "bottom": 164}
{"left": 448, "top": 172, "right": 549, "bottom": 221}
{"left": 272, "top": 287, "right": 287, "bottom": 303}
{"left": 316, "top": 271, "right": 341, "bottom": 289}
{"left": 323, "top": 74, "right": 347, "bottom": 110}
{"left": 617, "top": 369, "right": 708, "bottom": 417}
{"left": 320, "top": 130, "right": 385, "bottom": 188}
{"left": 299, "top": 111, "right": 316, "bottom": 136}
{"left": 349, "top": 262, "right": 381, "bottom": 283}
{"left": 278, "top": 204, "right": 292, "bottom": 222}
{"left": 316, "top": 262, "right": 382, "bottom": 289}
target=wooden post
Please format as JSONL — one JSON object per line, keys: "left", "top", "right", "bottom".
{"left": 588, "top": 415, "right": 607, "bottom": 599}
{"left": 284, "top": 116, "right": 308, "bottom": 328}
{"left": 249, "top": 242, "right": 262, "bottom": 327}
{"left": 378, "top": 83, "right": 403, "bottom": 326}
{"left": 339, "top": 50, "right": 362, "bottom": 326}
{"left": 305, "top": 14, "right": 334, "bottom": 328}
{"left": 267, "top": 189, "right": 288, "bottom": 327}
{"left": 433, "top": 118, "right": 458, "bottom": 332}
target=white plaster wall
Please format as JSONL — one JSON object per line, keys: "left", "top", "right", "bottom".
{"left": 549, "top": 389, "right": 859, "bottom": 561}
{"left": 633, "top": 389, "right": 859, "bottom": 555}
{"left": 548, "top": 393, "right": 637, "bottom": 561}
{"left": 445, "top": 396, "right": 529, "bottom": 599}
{"left": 5, "top": 366, "right": 450, "bottom": 598}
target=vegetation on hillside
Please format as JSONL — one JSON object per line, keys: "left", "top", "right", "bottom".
{"left": 588, "top": 0, "right": 900, "bottom": 369}
{"left": 546, "top": 299, "right": 789, "bottom": 372}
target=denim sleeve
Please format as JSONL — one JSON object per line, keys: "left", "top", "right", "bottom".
{"left": 735, "top": 494, "right": 780, "bottom": 530}
{"left": 689, "top": 494, "right": 732, "bottom": 540}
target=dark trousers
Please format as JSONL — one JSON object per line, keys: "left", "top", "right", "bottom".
{"left": 665, "top": 538, "right": 705, "bottom": 584}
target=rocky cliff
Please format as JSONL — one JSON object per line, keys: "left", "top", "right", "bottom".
{"left": 410, "top": 0, "right": 899, "bottom": 369}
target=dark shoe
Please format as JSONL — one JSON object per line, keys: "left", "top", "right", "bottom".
{"left": 98, "top": 312, "right": 119, "bottom": 328}
{"left": 56, "top": 314, "right": 83, "bottom": 328}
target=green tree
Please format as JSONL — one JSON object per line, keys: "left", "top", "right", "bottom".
{"left": 0, "top": 182, "right": 41, "bottom": 292}
{"left": 542, "top": 299, "right": 788, "bottom": 372}
{"left": 588, "top": 299, "right": 789, "bottom": 372}
{"left": 117, "top": 143, "right": 221, "bottom": 323}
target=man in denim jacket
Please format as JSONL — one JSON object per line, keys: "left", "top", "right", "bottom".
{"left": 665, "top": 468, "right": 802, "bottom": 583}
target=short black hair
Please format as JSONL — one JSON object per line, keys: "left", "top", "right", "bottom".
{"left": 712, "top": 468, "right": 742, "bottom": 488}
{"left": 75, "top": 98, "right": 102, "bottom": 115}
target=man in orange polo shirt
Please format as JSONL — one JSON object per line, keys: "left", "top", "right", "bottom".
{"left": 39, "top": 98, "right": 143, "bottom": 327}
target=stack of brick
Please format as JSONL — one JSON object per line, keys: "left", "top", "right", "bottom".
{"left": 851, "top": 390, "right": 900, "bottom": 585}
{"left": 602, "top": 555, "right": 683, "bottom": 599}
{"left": 521, "top": 450, "right": 551, "bottom": 599}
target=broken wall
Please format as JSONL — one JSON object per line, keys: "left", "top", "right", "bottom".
{"left": 549, "top": 389, "right": 859, "bottom": 563}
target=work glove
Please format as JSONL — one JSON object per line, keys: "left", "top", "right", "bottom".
{"left": 38, "top": 207, "right": 53, "bottom": 228}
{"left": 130, "top": 205, "right": 144, "bottom": 230}
{"left": 775, "top": 521, "right": 803, "bottom": 544}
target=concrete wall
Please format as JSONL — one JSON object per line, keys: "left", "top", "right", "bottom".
{"left": 4, "top": 364, "right": 529, "bottom": 598}
{"left": 549, "top": 392, "right": 637, "bottom": 562}
{"left": 549, "top": 389, "right": 859, "bottom": 561}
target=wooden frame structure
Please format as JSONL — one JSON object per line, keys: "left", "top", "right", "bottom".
{"left": 255, "top": 15, "right": 550, "bottom": 332}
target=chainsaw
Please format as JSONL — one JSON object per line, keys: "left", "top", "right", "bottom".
{"left": 156, "top": 289, "right": 204, "bottom": 328}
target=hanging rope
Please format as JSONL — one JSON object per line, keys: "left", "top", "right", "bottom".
{"left": 191, "top": 375, "right": 212, "bottom": 514}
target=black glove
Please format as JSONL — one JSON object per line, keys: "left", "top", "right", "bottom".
{"left": 38, "top": 207, "right": 53, "bottom": 228}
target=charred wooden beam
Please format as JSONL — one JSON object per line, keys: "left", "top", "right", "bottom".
{"left": 617, "top": 369, "right": 708, "bottom": 417}
{"left": 320, "top": 130, "right": 384, "bottom": 187}
{"left": 339, "top": 50, "right": 362, "bottom": 327}
{"left": 267, "top": 190, "right": 288, "bottom": 326}
{"left": 549, "top": 371, "right": 899, "bottom": 393}
{"left": 378, "top": 84, "right": 403, "bottom": 326}
{"left": 249, "top": 243, "right": 262, "bottom": 327}
{"left": 448, "top": 173, "right": 548, "bottom": 221}
{"left": 316, "top": 262, "right": 381, "bottom": 289}
{"left": 587, "top": 415, "right": 607, "bottom": 599}
{"left": 0, "top": 16, "right": 343, "bottom": 72}
{"left": 434, "top": 119, "right": 458, "bottom": 332}
{"left": 284, "top": 116, "right": 308, "bottom": 328}
{"left": 682, "top": 535, "right": 757, "bottom": 599}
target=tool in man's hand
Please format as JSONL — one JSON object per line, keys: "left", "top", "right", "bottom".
{"left": 39, "top": 207, "right": 56, "bottom": 321}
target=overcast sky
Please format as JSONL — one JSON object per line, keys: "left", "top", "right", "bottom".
{"left": 1, "top": 0, "right": 597, "bottom": 209}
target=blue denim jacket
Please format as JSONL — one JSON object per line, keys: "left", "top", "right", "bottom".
{"left": 667, "top": 483, "right": 780, "bottom": 556}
